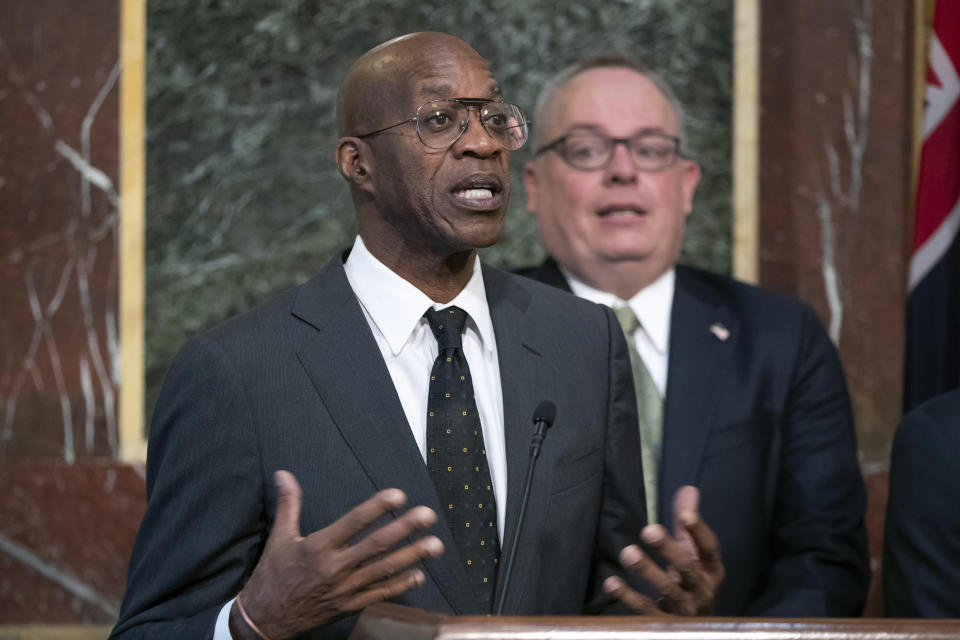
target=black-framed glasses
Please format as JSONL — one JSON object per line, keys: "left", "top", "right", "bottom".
{"left": 355, "top": 98, "right": 530, "bottom": 151}
{"left": 535, "top": 129, "right": 683, "bottom": 171}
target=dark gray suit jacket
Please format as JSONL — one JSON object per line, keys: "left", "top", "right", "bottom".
{"left": 884, "top": 389, "right": 960, "bottom": 617}
{"left": 112, "top": 255, "right": 646, "bottom": 638}
{"left": 516, "top": 258, "right": 870, "bottom": 617}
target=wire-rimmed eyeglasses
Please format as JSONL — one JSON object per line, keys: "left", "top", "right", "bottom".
{"left": 355, "top": 98, "right": 530, "bottom": 151}
{"left": 534, "top": 129, "right": 683, "bottom": 172}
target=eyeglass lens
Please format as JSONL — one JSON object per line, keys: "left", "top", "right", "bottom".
{"left": 562, "top": 132, "right": 678, "bottom": 171}
{"left": 416, "top": 100, "right": 528, "bottom": 150}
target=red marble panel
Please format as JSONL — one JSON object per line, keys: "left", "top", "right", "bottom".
{"left": 0, "top": 0, "right": 121, "bottom": 461}
{"left": 0, "top": 463, "right": 145, "bottom": 624}
{"left": 759, "top": 0, "right": 913, "bottom": 469}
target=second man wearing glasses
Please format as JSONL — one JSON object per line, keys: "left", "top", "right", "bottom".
{"left": 519, "top": 56, "right": 870, "bottom": 616}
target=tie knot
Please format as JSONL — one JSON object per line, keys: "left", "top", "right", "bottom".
{"left": 613, "top": 305, "right": 640, "bottom": 335}
{"left": 425, "top": 306, "right": 468, "bottom": 350}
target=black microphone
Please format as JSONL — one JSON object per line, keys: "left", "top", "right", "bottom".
{"left": 493, "top": 400, "right": 557, "bottom": 615}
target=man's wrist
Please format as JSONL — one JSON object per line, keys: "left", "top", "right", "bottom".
{"left": 229, "top": 598, "right": 271, "bottom": 640}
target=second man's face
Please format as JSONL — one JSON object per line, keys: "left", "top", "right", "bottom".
{"left": 525, "top": 67, "right": 701, "bottom": 286}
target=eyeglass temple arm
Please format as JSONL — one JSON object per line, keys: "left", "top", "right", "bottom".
{"left": 355, "top": 117, "right": 416, "bottom": 139}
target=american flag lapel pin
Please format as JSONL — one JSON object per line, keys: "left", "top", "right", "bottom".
{"left": 709, "top": 322, "right": 731, "bottom": 342}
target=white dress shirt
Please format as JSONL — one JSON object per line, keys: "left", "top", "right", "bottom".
{"left": 561, "top": 266, "right": 675, "bottom": 397}
{"left": 216, "top": 236, "right": 506, "bottom": 639}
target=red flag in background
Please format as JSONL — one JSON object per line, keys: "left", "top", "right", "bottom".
{"left": 904, "top": 0, "right": 960, "bottom": 412}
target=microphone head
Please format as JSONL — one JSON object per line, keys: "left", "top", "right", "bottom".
{"left": 532, "top": 400, "right": 557, "bottom": 428}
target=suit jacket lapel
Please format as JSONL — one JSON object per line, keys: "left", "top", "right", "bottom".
{"left": 482, "top": 266, "right": 550, "bottom": 614}
{"left": 520, "top": 257, "right": 573, "bottom": 293}
{"left": 659, "top": 267, "right": 738, "bottom": 525}
{"left": 291, "top": 257, "right": 478, "bottom": 614}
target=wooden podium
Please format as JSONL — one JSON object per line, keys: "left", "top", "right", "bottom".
{"left": 349, "top": 603, "right": 960, "bottom": 640}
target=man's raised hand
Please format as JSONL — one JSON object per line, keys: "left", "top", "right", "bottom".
{"left": 603, "top": 485, "right": 724, "bottom": 616}
{"left": 229, "top": 470, "right": 444, "bottom": 639}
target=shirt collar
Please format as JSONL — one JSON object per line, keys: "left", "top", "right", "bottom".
{"left": 343, "top": 235, "right": 496, "bottom": 357}
{"left": 562, "top": 265, "right": 675, "bottom": 356}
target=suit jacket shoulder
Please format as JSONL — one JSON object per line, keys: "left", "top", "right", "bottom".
{"left": 674, "top": 264, "right": 819, "bottom": 330}
{"left": 670, "top": 263, "right": 849, "bottom": 419}
{"left": 512, "top": 257, "right": 572, "bottom": 293}
{"left": 884, "top": 390, "right": 960, "bottom": 617}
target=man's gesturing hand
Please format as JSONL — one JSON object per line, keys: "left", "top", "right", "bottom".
{"left": 229, "top": 470, "right": 444, "bottom": 640}
{"left": 603, "top": 485, "right": 724, "bottom": 616}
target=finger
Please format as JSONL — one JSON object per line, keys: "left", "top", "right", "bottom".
{"left": 671, "top": 486, "right": 700, "bottom": 552}
{"left": 678, "top": 509, "right": 725, "bottom": 582}
{"left": 602, "top": 575, "right": 665, "bottom": 615}
{"left": 637, "top": 529, "right": 701, "bottom": 614}
{"left": 345, "top": 534, "right": 444, "bottom": 591}
{"left": 641, "top": 524, "right": 697, "bottom": 575}
{"left": 270, "top": 470, "right": 304, "bottom": 542}
{"left": 321, "top": 488, "right": 409, "bottom": 546}
{"left": 343, "top": 567, "right": 428, "bottom": 612}
{"left": 618, "top": 543, "right": 690, "bottom": 614}
{"left": 672, "top": 485, "right": 700, "bottom": 516}
{"left": 345, "top": 505, "right": 439, "bottom": 566}
{"left": 641, "top": 524, "right": 703, "bottom": 586}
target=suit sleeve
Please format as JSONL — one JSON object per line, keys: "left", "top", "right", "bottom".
{"left": 111, "top": 336, "right": 266, "bottom": 639}
{"left": 587, "top": 304, "right": 649, "bottom": 612}
{"left": 745, "top": 305, "right": 870, "bottom": 616}
{"left": 883, "top": 407, "right": 960, "bottom": 617}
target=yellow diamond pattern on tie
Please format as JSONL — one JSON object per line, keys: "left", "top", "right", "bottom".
{"left": 424, "top": 306, "right": 500, "bottom": 609}
{"left": 613, "top": 305, "right": 664, "bottom": 524}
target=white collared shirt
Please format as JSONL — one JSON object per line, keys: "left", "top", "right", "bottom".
{"left": 215, "top": 236, "right": 507, "bottom": 639}
{"left": 342, "top": 235, "right": 507, "bottom": 536}
{"left": 562, "top": 266, "right": 674, "bottom": 397}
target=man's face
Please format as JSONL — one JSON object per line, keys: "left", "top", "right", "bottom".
{"left": 525, "top": 67, "right": 700, "bottom": 286}
{"left": 364, "top": 44, "right": 511, "bottom": 256}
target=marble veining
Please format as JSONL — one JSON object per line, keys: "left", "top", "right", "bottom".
{"left": 80, "top": 61, "right": 120, "bottom": 219}
{"left": 54, "top": 140, "right": 115, "bottom": 198}
{"left": 0, "top": 463, "right": 146, "bottom": 623}
{"left": 0, "top": 532, "right": 119, "bottom": 619}
{"left": 26, "top": 263, "right": 77, "bottom": 462}
{"left": 1, "top": 4, "right": 121, "bottom": 461}
{"left": 813, "top": 0, "right": 873, "bottom": 346}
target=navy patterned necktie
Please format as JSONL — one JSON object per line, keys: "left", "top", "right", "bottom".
{"left": 424, "top": 306, "right": 500, "bottom": 609}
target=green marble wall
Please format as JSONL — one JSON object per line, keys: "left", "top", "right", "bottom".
{"left": 145, "top": 0, "right": 733, "bottom": 420}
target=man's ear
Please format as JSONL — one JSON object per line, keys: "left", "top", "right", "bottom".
{"left": 335, "top": 138, "right": 372, "bottom": 189}
{"left": 680, "top": 160, "right": 701, "bottom": 217}
{"left": 524, "top": 160, "right": 540, "bottom": 214}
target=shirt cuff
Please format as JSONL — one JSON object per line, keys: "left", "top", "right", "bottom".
{"left": 213, "top": 597, "right": 236, "bottom": 640}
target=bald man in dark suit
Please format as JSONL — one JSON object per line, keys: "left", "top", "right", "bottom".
{"left": 113, "top": 35, "right": 722, "bottom": 640}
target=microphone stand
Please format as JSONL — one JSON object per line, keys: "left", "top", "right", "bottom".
{"left": 493, "top": 401, "right": 556, "bottom": 616}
